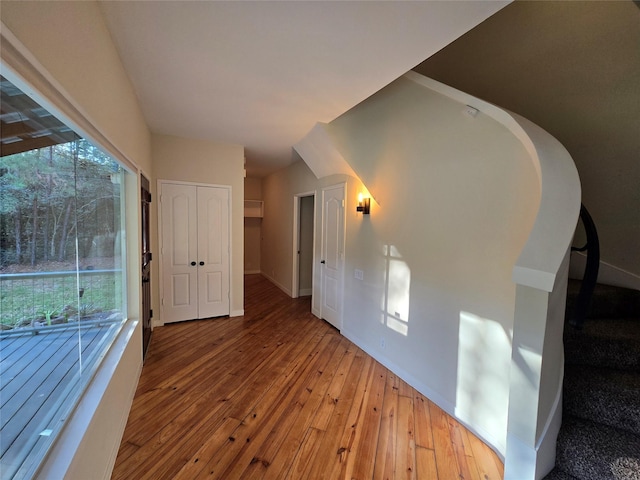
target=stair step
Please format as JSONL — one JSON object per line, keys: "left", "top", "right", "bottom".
{"left": 543, "top": 467, "right": 580, "bottom": 480}
{"left": 564, "top": 364, "right": 640, "bottom": 436}
{"left": 564, "top": 318, "right": 640, "bottom": 370}
{"left": 567, "top": 280, "right": 640, "bottom": 319}
{"left": 555, "top": 416, "right": 640, "bottom": 480}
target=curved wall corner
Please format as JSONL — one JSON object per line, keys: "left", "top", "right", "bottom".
{"left": 406, "top": 72, "right": 581, "bottom": 480}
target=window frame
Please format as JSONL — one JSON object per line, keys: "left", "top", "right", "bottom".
{"left": 1, "top": 25, "right": 144, "bottom": 480}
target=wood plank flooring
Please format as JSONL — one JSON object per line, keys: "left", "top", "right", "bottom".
{"left": 112, "top": 274, "right": 503, "bottom": 480}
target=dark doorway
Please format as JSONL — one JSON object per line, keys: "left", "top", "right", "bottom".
{"left": 298, "top": 195, "right": 314, "bottom": 297}
{"left": 141, "top": 174, "right": 152, "bottom": 358}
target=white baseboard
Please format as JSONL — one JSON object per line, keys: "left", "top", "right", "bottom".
{"left": 230, "top": 309, "right": 244, "bottom": 317}
{"left": 261, "top": 271, "right": 293, "bottom": 297}
{"left": 340, "top": 326, "right": 505, "bottom": 461}
{"left": 570, "top": 252, "right": 640, "bottom": 290}
{"left": 244, "top": 270, "right": 261, "bottom": 274}
{"left": 299, "top": 288, "right": 312, "bottom": 296}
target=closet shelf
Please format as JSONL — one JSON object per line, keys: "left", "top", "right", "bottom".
{"left": 244, "top": 200, "right": 263, "bottom": 218}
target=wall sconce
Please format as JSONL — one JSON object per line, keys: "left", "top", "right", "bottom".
{"left": 356, "top": 193, "right": 370, "bottom": 215}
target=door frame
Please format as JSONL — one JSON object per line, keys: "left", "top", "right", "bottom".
{"left": 157, "top": 179, "right": 232, "bottom": 325}
{"left": 292, "top": 191, "right": 316, "bottom": 299}
{"left": 319, "top": 182, "right": 346, "bottom": 330}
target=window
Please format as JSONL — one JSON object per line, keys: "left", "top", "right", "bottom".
{"left": 0, "top": 76, "right": 128, "bottom": 479}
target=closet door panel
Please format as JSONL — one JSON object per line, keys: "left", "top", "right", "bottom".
{"left": 161, "top": 183, "right": 198, "bottom": 323}
{"left": 197, "top": 186, "right": 230, "bottom": 318}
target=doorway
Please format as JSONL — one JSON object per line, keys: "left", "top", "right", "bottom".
{"left": 292, "top": 192, "right": 315, "bottom": 300}
{"left": 141, "top": 173, "right": 152, "bottom": 358}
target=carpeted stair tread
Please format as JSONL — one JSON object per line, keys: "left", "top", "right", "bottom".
{"left": 555, "top": 416, "right": 640, "bottom": 480}
{"left": 563, "top": 364, "right": 640, "bottom": 436}
{"left": 564, "top": 318, "right": 640, "bottom": 370}
{"left": 555, "top": 281, "right": 640, "bottom": 479}
{"left": 543, "top": 467, "right": 580, "bottom": 480}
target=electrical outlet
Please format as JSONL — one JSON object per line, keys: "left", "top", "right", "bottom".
{"left": 380, "top": 338, "right": 386, "bottom": 349}
{"left": 354, "top": 269, "right": 364, "bottom": 280}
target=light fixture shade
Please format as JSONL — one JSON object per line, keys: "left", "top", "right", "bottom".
{"left": 356, "top": 196, "right": 370, "bottom": 215}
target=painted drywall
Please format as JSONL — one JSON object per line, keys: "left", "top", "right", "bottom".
{"left": 414, "top": 0, "right": 640, "bottom": 287}
{"left": 1, "top": 3, "right": 150, "bottom": 477}
{"left": 264, "top": 76, "right": 540, "bottom": 454}
{"left": 261, "top": 160, "right": 319, "bottom": 296}
{"left": 244, "top": 177, "right": 262, "bottom": 274}
{"left": 245, "top": 176, "right": 262, "bottom": 200}
{"left": 151, "top": 134, "right": 245, "bottom": 317}
{"left": 0, "top": 1, "right": 151, "bottom": 174}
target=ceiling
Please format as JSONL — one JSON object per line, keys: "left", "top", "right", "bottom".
{"left": 98, "top": 1, "right": 507, "bottom": 177}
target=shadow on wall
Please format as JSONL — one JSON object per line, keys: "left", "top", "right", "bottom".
{"left": 372, "top": 230, "right": 541, "bottom": 454}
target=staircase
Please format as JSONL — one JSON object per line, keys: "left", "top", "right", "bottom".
{"left": 545, "top": 280, "right": 640, "bottom": 480}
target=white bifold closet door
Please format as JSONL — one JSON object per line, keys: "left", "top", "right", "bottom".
{"left": 160, "top": 182, "right": 230, "bottom": 323}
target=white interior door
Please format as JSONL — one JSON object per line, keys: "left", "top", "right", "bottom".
{"left": 161, "top": 182, "right": 230, "bottom": 323}
{"left": 321, "top": 184, "right": 345, "bottom": 330}
{"left": 197, "top": 186, "right": 230, "bottom": 318}
{"left": 161, "top": 183, "right": 198, "bottom": 323}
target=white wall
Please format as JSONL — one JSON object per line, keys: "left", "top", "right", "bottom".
{"left": 261, "top": 161, "right": 320, "bottom": 296}
{"left": 414, "top": 1, "right": 640, "bottom": 286}
{"left": 1, "top": 2, "right": 150, "bottom": 478}
{"left": 264, "top": 75, "right": 540, "bottom": 455}
{"left": 151, "top": 134, "right": 245, "bottom": 317}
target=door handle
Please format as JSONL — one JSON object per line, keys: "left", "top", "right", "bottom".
{"left": 321, "top": 260, "right": 326, "bottom": 264}
{"left": 199, "top": 261, "right": 205, "bottom": 266}
{"left": 191, "top": 261, "right": 196, "bottom": 266}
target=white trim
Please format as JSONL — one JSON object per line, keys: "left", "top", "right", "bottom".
{"left": 262, "top": 271, "right": 293, "bottom": 297}
{"left": 293, "top": 123, "right": 359, "bottom": 180}
{"left": 299, "top": 288, "right": 312, "bottom": 297}
{"left": 157, "top": 178, "right": 233, "bottom": 189}
{"left": 244, "top": 270, "right": 261, "bottom": 275}
{"left": 503, "top": 358, "right": 564, "bottom": 480}
{"left": 0, "top": 23, "right": 139, "bottom": 174}
{"left": 230, "top": 309, "right": 244, "bottom": 317}
{"left": 570, "top": 252, "right": 640, "bottom": 291}
{"left": 292, "top": 197, "right": 300, "bottom": 298}
{"left": 34, "top": 319, "right": 142, "bottom": 480}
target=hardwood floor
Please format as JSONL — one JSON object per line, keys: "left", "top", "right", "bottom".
{"left": 112, "top": 275, "right": 503, "bottom": 479}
